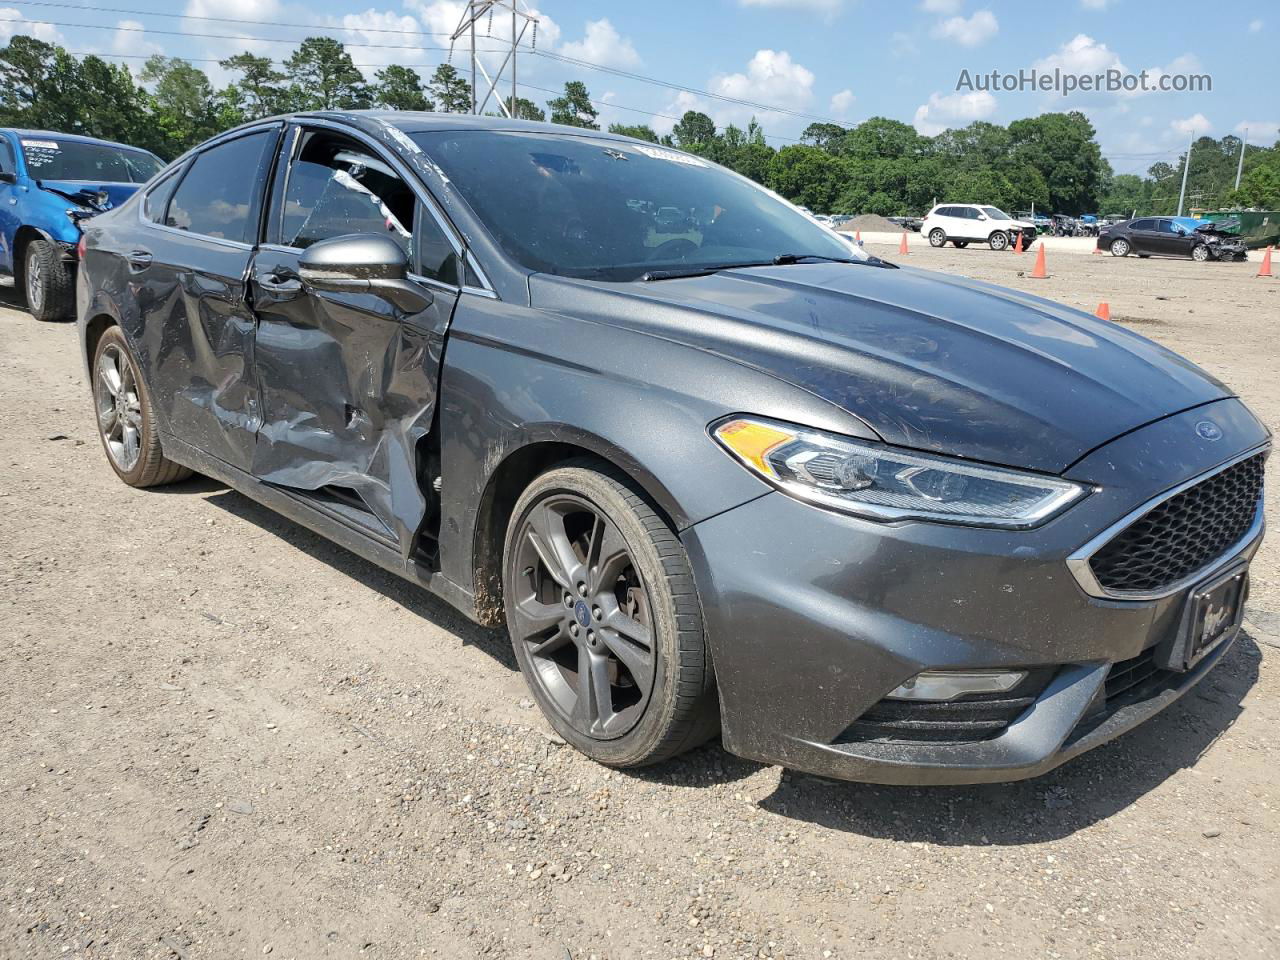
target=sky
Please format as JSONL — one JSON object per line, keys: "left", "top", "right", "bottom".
{"left": 0, "top": 0, "right": 1274, "bottom": 175}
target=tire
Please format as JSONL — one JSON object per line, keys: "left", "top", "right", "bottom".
{"left": 952, "top": 240, "right": 969, "bottom": 249}
{"left": 91, "top": 326, "right": 192, "bottom": 488}
{"left": 1191, "top": 244, "right": 1209, "bottom": 262}
{"left": 503, "top": 460, "right": 718, "bottom": 767}
{"left": 988, "top": 231, "right": 1009, "bottom": 251}
{"left": 1110, "top": 238, "right": 1130, "bottom": 257}
{"left": 23, "top": 238, "right": 75, "bottom": 321}
{"left": 928, "top": 228, "right": 946, "bottom": 247}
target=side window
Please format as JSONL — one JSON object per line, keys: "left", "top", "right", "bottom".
{"left": 415, "top": 201, "right": 460, "bottom": 285}
{"left": 0, "top": 138, "right": 14, "bottom": 176}
{"left": 166, "top": 130, "right": 275, "bottom": 243}
{"left": 1130, "top": 219, "right": 1154, "bottom": 231}
{"left": 143, "top": 166, "right": 183, "bottom": 223}
{"left": 278, "top": 130, "right": 415, "bottom": 253}
{"left": 1157, "top": 219, "right": 1178, "bottom": 234}
{"left": 964, "top": 207, "right": 981, "bottom": 219}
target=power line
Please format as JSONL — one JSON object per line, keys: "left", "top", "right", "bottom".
{"left": 1, "top": 5, "right": 853, "bottom": 128}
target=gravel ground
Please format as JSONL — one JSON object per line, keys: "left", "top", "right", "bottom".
{"left": 1, "top": 249, "right": 1278, "bottom": 960}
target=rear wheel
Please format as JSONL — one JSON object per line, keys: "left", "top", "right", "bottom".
{"left": 988, "top": 231, "right": 1009, "bottom": 251}
{"left": 952, "top": 240, "right": 969, "bottom": 249}
{"left": 91, "top": 326, "right": 192, "bottom": 487}
{"left": 23, "top": 239, "right": 75, "bottom": 322}
{"left": 503, "top": 462, "right": 718, "bottom": 767}
{"left": 1110, "top": 238, "right": 1131, "bottom": 257}
{"left": 928, "top": 228, "right": 946, "bottom": 247}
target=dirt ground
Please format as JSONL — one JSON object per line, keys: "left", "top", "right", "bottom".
{"left": 1, "top": 248, "right": 1278, "bottom": 960}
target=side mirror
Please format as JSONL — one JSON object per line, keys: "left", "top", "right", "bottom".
{"left": 0, "top": 171, "right": 16, "bottom": 185}
{"left": 298, "top": 233, "right": 433, "bottom": 313}
{"left": 976, "top": 213, "right": 987, "bottom": 220}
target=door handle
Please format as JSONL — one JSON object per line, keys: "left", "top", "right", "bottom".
{"left": 127, "top": 249, "right": 152, "bottom": 269}
{"left": 259, "top": 270, "right": 302, "bottom": 295}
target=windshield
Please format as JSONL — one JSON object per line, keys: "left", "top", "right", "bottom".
{"left": 410, "top": 129, "right": 860, "bottom": 281}
{"left": 981, "top": 206, "right": 1011, "bottom": 220}
{"left": 19, "top": 137, "right": 162, "bottom": 183}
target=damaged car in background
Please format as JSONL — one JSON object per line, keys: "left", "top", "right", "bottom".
{"left": 1098, "top": 215, "right": 1250, "bottom": 262}
{"left": 77, "top": 112, "right": 1269, "bottom": 784}
{"left": 0, "top": 129, "right": 162, "bottom": 321}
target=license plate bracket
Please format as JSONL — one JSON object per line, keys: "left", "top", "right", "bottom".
{"left": 1158, "top": 562, "right": 1248, "bottom": 672}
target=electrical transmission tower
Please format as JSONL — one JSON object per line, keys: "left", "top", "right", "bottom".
{"left": 450, "top": 1, "right": 540, "bottom": 117}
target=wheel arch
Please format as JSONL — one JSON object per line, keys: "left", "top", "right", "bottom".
{"left": 469, "top": 432, "right": 685, "bottom": 627}
{"left": 11, "top": 225, "right": 57, "bottom": 287}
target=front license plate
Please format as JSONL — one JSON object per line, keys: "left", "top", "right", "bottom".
{"left": 1174, "top": 564, "right": 1248, "bottom": 671}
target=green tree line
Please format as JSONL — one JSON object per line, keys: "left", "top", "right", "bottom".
{"left": 3, "top": 35, "right": 1277, "bottom": 214}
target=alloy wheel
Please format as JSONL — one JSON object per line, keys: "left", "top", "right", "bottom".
{"left": 25, "top": 248, "right": 44, "bottom": 314}
{"left": 1192, "top": 244, "right": 1209, "bottom": 262}
{"left": 1111, "top": 239, "right": 1129, "bottom": 257}
{"left": 929, "top": 229, "right": 946, "bottom": 247}
{"left": 509, "top": 494, "right": 656, "bottom": 739}
{"left": 990, "top": 232, "right": 1009, "bottom": 251}
{"left": 94, "top": 342, "right": 143, "bottom": 472}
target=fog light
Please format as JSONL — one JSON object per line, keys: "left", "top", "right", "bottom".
{"left": 887, "top": 669, "right": 1027, "bottom": 702}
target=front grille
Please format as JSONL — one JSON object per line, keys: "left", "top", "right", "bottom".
{"left": 1103, "top": 647, "right": 1170, "bottom": 702}
{"left": 839, "top": 670, "right": 1052, "bottom": 745}
{"left": 1089, "top": 453, "right": 1265, "bottom": 594}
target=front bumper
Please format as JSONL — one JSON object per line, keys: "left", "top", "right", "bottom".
{"left": 682, "top": 399, "right": 1268, "bottom": 784}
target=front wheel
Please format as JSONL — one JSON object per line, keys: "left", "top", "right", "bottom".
{"left": 91, "top": 326, "right": 192, "bottom": 487}
{"left": 1110, "top": 238, "right": 1131, "bottom": 257}
{"left": 503, "top": 462, "right": 718, "bottom": 767}
{"left": 988, "top": 231, "right": 1009, "bottom": 251}
{"left": 23, "top": 239, "right": 75, "bottom": 321}
{"left": 928, "top": 228, "right": 947, "bottom": 247}
{"left": 1191, "top": 244, "right": 1209, "bottom": 262}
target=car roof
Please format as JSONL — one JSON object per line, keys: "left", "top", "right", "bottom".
{"left": 295, "top": 110, "right": 643, "bottom": 146}
{"left": 1, "top": 128, "right": 157, "bottom": 153}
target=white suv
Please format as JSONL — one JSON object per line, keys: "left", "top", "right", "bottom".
{"left": 921, "top": 204, "right": 1037, "bottom": 251}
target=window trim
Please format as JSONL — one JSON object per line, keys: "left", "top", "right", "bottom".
{"left": 137, "top": 123, "right": 284, "bottom": 251}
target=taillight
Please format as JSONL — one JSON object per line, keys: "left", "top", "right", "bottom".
{"left": 76, "top": 235, "right": 87, "bottom": 260}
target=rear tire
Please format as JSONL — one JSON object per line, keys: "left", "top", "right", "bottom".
{"left": 23, "top": 239, "right": 75, "bottom": 322}
{"left": 91, "top": 326, "right": 192, "bottom": 488}
{"left": 503, "top": 461, "right": 718, "bottom": 767}
{"left": 1110, "top": 238, "right": 1130, "bottom": 257}
{"left": 928, "top": 228, "right": 946, "bottom": 247}
{"left": 952, "top": 240, "right": 969, "bottom": 249}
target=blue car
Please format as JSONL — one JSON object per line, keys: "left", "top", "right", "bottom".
{"left": 1, "top": 129, "right": 162, "bottom": 320}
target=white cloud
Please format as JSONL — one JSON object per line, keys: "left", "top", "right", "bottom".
{"left": 712, "top": 49, "right": 815, "bottom": 115}
{"left": 1034, "top": 33, "right": 1125, "bottom": 75}
{"left": 0, "top": 8, "right": 64, "bottom": 43}
{"left": 1248, "top": 18, "right": 1262, "bottom": 33}
{"left": 1171, "top": 113, "right": 1212, "bottom": 138}
{"left": 113, "top": 19, "right": 162, "bottom": 58}
{"left": 912, "top": 90, "right": 996, "bottom": 136}
{"left": 559, "top": 18, "right": 640, "bottom": 68}
{"left": 932, "top": 10, "right": 998, "bottom": 47}
{"left": 326, "top": 9, "right": 424, "bottom": 76}
{"left": 1234, "top": 121, "right": 1280, "bottom": 145}
{"left": 920, "top": 0, "right": 961, "bottom": 12}
{"left": 830, "top": 88, "right": 855, "bottom": 115}
{"left": 1080, "top": 0, "right": 1110, "bottom": 9}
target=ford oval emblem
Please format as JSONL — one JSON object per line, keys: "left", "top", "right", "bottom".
{"left": 1195, "top": 420, "right": 1223, "bottom": 441}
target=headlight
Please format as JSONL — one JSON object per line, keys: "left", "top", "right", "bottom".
{"left": 712, "top": 416, "right": 1086, "bottom": 528}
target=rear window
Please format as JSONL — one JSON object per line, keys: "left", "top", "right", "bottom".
{"left": 1130, "top": 219, "right": 1154, "bottom": 231}
{"left": 19, "top": 137, "right": 161, "bottom": 183}
{"left": 165, "top": 131, "right": 275, "bottom": 243}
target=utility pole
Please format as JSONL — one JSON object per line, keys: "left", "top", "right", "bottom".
{"left": 1176, "top": 130, "right": 1194, "bottom": 217}
{"left": 450, "top": 0, "right": 539, "bottom": 118}
{"left": 1235, "top": 128, "right": 1247, "bottom": 191}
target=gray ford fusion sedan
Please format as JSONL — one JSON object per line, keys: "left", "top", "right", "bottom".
{"left": 76, "top": 112, "right": 1269, "bottom": 784}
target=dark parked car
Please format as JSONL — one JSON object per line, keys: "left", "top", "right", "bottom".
{"left": 1098, "top": 216, "right": 1249, "bottom": 261}
{"left": 0, "top": 129, "right": 162, "bottom": 320}
{"left": 77, "top": 113, "right": 1269, "bottom": 784}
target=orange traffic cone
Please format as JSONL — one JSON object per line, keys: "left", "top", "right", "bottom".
{"left": 1092, "top": 243, "right": 1102, "bottom": 255}
{"left": 1259, "top": 245, "right": 1274, "bottom": 278}
{"left": 1014, "top": 231, "right": 1024, "bottom": 254}
{"left": 1029, "top": 244, "right": 1048, "bottom": 279}
{"left": 1095, "top": 302, "right": 1111, "bottom": 321}
{"left": 899, "top": 231, "right": 909, "bottom": 255}
{"left": 855, "top": 230, "right": 863, "bottom": 246}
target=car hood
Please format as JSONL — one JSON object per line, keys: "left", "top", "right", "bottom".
{"left": 37, "top": 179, "right": 141, "bottom": 212}
{"left": 529, "top": 263, "right": 1232, "bottom": 474}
